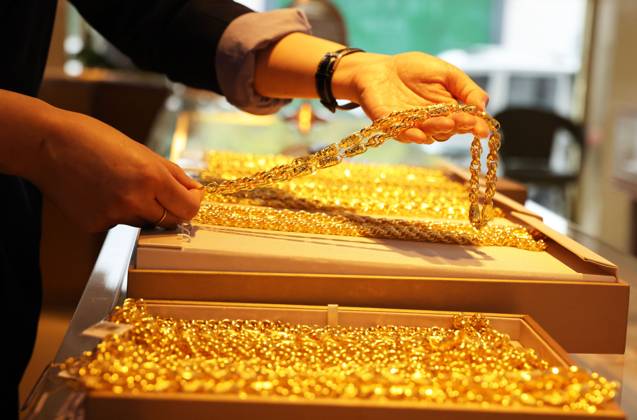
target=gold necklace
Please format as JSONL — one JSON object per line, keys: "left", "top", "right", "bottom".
{"left": 202, "top": 151, "right": 501, "bottom": 221}
{"left": 203, "top": 104, "right": 500, "bottom": 229}
{"left": 196, "top": 105, "right": 546, "bottom": 250}
{"left": 59, "top": 298, "right": 618, "bottom": 413}
{"left": 203, "top": 151, "right": 453, "bottom": 184}
{"left": 193, "top": 202, "right": 545, "bottom": 251}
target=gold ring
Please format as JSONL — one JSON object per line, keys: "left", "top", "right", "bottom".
{"left": 154, "top": 208, "right": 168, "bottom": 226}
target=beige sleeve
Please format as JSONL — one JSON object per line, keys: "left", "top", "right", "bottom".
{"left": 215, "top": 9, "right": 312, "bottom": 115}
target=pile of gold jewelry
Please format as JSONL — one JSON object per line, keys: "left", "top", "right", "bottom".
{"left": 59, "top": 299, "right": 618, "bottom": 413}
{"left": 194, "top": 104, "right": 546, "bottom": 251}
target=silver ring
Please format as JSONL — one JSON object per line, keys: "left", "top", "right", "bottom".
{"left": 154, "top": 208, "right": 168, "bottom": 226}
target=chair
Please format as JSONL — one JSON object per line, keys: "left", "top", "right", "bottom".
{"left": 494, "top": 107, "right": 585, "bottom": 215}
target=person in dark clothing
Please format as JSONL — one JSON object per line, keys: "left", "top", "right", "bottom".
{"left": 1, "top": 0, "right": 489, "bottom": 415}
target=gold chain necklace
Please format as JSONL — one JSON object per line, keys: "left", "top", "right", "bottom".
{"left": 204, "top": 104, "right": 500, "bottom": 229}
{"left": 194, "top": 202, "right": 545, "bottom": 251}
{"left": 202, "top": 151, "right": 503, "bottom": 221}
{"left": 59, "top": 299, "right": 618, "bottom": 413}
{"left": 197, "top": 105, "right": 546, "bottom": 250}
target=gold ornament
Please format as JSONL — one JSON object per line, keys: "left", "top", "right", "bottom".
{"left": 195, "top": 105, "right": 546, "bottom": 250}
{"left": 203, "top": 104, "right": 500, "bottom": 229}
{"left": 202, "top": 151, "right": 502, "bottom": 221}
{"left": 59, "top": 299, "right": 618, "bottom": 414}
{"left": 194, "top": 202, "right": 545, "bottom": 251}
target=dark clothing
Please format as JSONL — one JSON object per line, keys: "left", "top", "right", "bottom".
{"left": 0, "top": 1, "right": 57, "bottom": 96}
{"left": 1, "top": 0, "right": 251, "bottom": 414}
{"left": 70, "top": 0, "right": 251, "bottom": 92}
{"left": 2, "top": 1, "right": 58, "bottom": 413}
{"left": 4, "top": 176, "right": 42, "bottom": 415}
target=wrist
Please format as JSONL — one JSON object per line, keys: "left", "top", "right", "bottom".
{"left": 332, "top": 52, "right": 387, "bottom": 102}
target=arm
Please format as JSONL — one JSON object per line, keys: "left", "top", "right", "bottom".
{"left": 69, "top": 0, "right": 253, "bottom": 92}
{"left": 70, "top": 0, "right": 488, "bottom": 143}
{"left": 0, "top": 89, "right": 201, "bottom": 231}
{"left": 0, "top": 91, "right": 52, "bottom": 181}
{"left": 254, "top": 32, "right": 490, "bottom": 143}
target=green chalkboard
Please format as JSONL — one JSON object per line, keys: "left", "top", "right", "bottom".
{"left": 273, "top": 0, "right": 495, "bottom": 55}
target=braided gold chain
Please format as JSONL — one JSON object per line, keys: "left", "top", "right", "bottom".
{"left": 204, "top": 103, "right": 501, "bottom": 229}
{"left": 194, "top": 202, "right": 545, "bottom": 251}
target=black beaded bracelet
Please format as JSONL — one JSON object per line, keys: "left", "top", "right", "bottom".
{"left": 315, "top": 47, "right": 365, "bottom": 113}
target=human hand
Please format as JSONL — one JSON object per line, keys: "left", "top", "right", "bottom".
{"left": 33, "top": 108, "right": 203, "bottom": 232}
{"left": 334, "top": 51, "right": 490, "bottom": 144}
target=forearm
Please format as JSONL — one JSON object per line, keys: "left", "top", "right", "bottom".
{"left": 254, "top": 32, "right": 385, "bottom": 102}
{"left": 70, "top": 0, "right": 252, "bottom": 92}
{"left": 0, "top": 89, "right": 57, "bottom": 183}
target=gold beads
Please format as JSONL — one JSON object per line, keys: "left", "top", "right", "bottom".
{"left": 59, "top": 299, "right": 618, "bottom": 413}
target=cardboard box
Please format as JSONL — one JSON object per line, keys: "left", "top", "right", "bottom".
{"left": 83, "top": 300, "right": 625, "bottom": 420}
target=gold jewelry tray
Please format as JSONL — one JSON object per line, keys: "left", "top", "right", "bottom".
{"left": 82, "top": 300, "right": 625, "bottom": 420}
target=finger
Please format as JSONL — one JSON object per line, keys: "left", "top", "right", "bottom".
{"left": 451, "top": 112, "right": 491, "bottom": 138}
{"left": 135, "top": 200, "right": 181, "bottom": 229}
{"left": 446, "top": 65, "right": 489, "bottom": 110}
{"left": 474, "top": 119, "right": 491, "bottom": 138}
{"left": 465, "top": 88, "right": 489, "bottom": 110}
{"left": 397, "top": 128, "right": 433, "bottom": 144}
{"left": 432, "top": 133, "right": 453, "bottom": 142}
{"left": 131, "top": 215, "right": 180, "bottom": 230}
{"left": 451, "top": 112, "right": 475, "bottom": 132}
{"left": 155, "top": 209, "right": 181, "bottom": 229}
{"left": 161, "top": 159, "right": 203, "bottom": 190}
{"left": 118, "top": 214, "right": 182, "bottom": 230}
{"left": 156, "top": 171, "right": 203, "bottom": 221}
{"left": 415, "top": 116, "right": 455, "bottom": 136}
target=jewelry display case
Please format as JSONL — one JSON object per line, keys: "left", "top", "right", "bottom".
{"left": 25, "top": 224, "right": 634, "bottom": 419}
{"left": 21, "top": 101, "right": 633, "bottom": 419}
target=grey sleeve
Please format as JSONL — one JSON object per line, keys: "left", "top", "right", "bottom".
{"left": 215, "top": 9, "right": 312, "bottom": 115}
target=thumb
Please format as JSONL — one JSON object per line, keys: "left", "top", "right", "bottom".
{"left": 156, "top": 172, "right": 203, "bottom": 221}
{"left": 162, "top": 159, "right": 203, "bottom": 190}
{"left": 465, "top": 89, "right": 489, "bottom": 110}
{"left": 446, "top": 64, "right": 489, "bottom": 110}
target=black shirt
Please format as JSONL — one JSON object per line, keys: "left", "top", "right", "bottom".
{"left": 1, "top": 0, "right": 251, "bottom": 413}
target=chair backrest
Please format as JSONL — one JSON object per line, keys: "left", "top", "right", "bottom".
{"left": 494, "top": 107, "right": 584, "bottom": 161}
